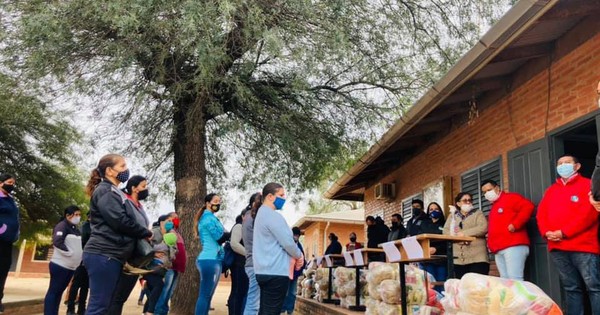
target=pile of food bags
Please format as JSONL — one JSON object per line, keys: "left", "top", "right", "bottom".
{"left": 334, "top": 266, "right": 368, "bottom": 308}
{"left": 313, "top": 267, "right": 332, "bottom": 302}
{"left": 363, "top": 262, "right": 441, "bottom": 315}
{"left": 441, "top": 273, "right": 562, "bottom": 315}
{"left": 300, "top": 267, "right": 316, "bottom": 298}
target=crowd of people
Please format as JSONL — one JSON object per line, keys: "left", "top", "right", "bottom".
{"left": 1, "top": 150, "right": 600, "bottom": 315}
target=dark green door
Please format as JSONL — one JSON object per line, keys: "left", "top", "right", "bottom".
{"left": 507, "top": 138, "right": 562, "bottom": 305}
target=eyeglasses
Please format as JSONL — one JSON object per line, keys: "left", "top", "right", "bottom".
{"left": 460, "top": 199, "right": 473, "bottom": 203}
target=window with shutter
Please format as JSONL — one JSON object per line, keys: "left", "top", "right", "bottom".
{"left": 460, "top": 158, "right": 502, "bottom": 215}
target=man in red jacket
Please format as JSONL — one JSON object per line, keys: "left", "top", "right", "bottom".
{"left": 482, "top": 179, "right": 534, "bottom": 280}
{"left": 537, "top": 155, "right": 600, "bottom": 315}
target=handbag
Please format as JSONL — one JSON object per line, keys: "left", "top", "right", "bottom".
{"left": 128, "top": 238, "right": 154, "bottom": 268}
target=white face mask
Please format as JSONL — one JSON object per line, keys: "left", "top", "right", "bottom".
{"left": 460, "top": 204, "right": 473, "bottom": 213}
{"left": 70, "top": 216, "right": 81, "bottom": 225}
{"left": 484, "top": 189, "right": 500, "bottom": 202}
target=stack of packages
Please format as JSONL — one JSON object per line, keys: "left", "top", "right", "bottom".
{"left": 334, "top": 267, "right": 368, "bottom": 308}
{"left": 313, "top": 267, "right": 332, "bottom": 302}
{"left": 441, "top": 273, "right": 562, "bottom": 315}
{"left": 365, "top": 262, "right": 442, "bottom": 315}
{"left": 300, "top": 268, "right": 316, "bottom": 299}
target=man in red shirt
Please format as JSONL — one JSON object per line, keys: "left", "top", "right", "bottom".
{"left": 482, "top": 179, "right": 534, "bottom": 280}
{"left": 537, "top": 155, "right": 600, "bottom": 315}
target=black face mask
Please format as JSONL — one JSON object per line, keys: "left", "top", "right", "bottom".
{"left": 210, "top": 204, "right": 221, "bottom": 212}
{"left": 349, "top": 237, "right": 357, "bottom": 242}
{"left": 116, "top": 169, "right": 130, "bottom": 183}
{"left": 2, "top": 184, "right": 14, "bottom": 194}
{"left": 391, "top": 221, "right": 399, "bottom": 228}
{"left": 138, "top": 189, "right": 149, "bottom": 201}
{"left": 412, "top": 208, "right": 422, "bottom": 217}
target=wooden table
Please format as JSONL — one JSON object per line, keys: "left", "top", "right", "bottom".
{"left": 344, "top": 248, "right": 387, "bottom": 311}
{"left": 378, "top": 234, "right": 476, "bottom": 315}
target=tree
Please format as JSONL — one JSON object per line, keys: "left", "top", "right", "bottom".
{"left": 0, "top": 73, "right": 87, "bottom": 240}
{"left": 2, "top": 0, "right": 511, "bottom": 312}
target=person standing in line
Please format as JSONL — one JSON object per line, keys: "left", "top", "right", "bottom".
{"left": 154, "top": 212, "right": 186, "bottom": 315}
{"left": 281, "top": 227, "right": 306, "bottom": 315}
{"left": 228, "top": 212, "right": 249, "bottom": 315}
{"left": 366, "top": 216, "right": 388, "bottom": 262}
{"left": 195, "top": 193, "right": 227, "bottom": 315}
{"left": 0, "top": 173, "right": 19, "bottom": 314}
{"left": 537, "top": 155, "right": 600, "bottom": 315}
{"left": 387, "top": 213, "right": 407, "bottom": 241}
{"left": 324, "top": 233, "right": 342, "bottom": 255}
{"left": 83, "top": 155, "right": 153, "bottom": 315}
{"left": 44, "top": 206, "right": 83, "bottom": 315}
{"left": 421, "top": 202, "right": 447, "bottom": 292}
{"left": 443, "top": 192, "right": 489, "bottom": 279}
{"left": 66, "top": 212, "right": 92, "bottom": 315}
{"left": 107, "top": 175, "right": 152, "bottom": 315}
{"left": 345, "top": 232, "right": 363, "bottom": 252}
{"left": 407, "top": 199, "right": 429, "bottom": 236}
{"left": 253, "top": 183, "right": 304, "bottom": 315}
{"left": 242, "top": 193, "right": 262, "bottom": 315}
{"left": 482, "top": 179, "right": 534, "bottom": 281}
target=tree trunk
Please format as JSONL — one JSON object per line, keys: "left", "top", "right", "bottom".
{"left": 170, "top": 95, "right": 207, "bottom": 315}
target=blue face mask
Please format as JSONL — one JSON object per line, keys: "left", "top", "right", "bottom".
{"left": 429, "top": 211, "right": 443, "bottom": 219}
{"left": 164, "top": 221, "right": 174, "bottom": 232}
{"left": 273, "top": 196, "right": 286, "bottom": 210}
{"left": 557, "top": 163, "right": 575, "bottom": 179}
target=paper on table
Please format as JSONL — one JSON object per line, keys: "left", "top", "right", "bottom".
{"left": 316, "top": 256, "right": 323, "bottom": 266}
{"left": 353, "top": 249, "right": 364, "bottom": 266}
{"left": 381, "top": 241, "right": 403, "bottom": 262}
{"left": 401, "top": 236, "right": 424, "bottom": 259}
{"left": 343, "top": 252, "right": 354, "bottom": 267}
{"left": 324, "top": 255, "right": 333, "bottom": 267}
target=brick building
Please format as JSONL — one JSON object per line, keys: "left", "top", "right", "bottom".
{"left": 294, "top": 209, "right": 365, "bottom": 259}
{"left": 325, "top": 0, "right": 600, "bottom": 307}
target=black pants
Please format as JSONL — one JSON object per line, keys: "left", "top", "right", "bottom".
{"left": 67, "top": 264, "right": 89, "bottom": 314}
{"left": 227, "top": 263, "right": 249, "bottom": 315}
{"left": 256, "top": 275, "right": 290, "bottom": 315}
{"left": 142, "top": 273, "right": 164, "bottom": 314}
{"left": 454, "top": 262, "right": 490, "bottom": 279}
{"left": 0, "top": 241, "right": 13, "bottom": 304}
{"left": 107, "top": 273, "right": 138, "bottom": 315}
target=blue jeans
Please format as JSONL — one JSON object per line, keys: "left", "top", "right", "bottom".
{"left": 243, "top": 267, "right": 260, "bottom": 315}
{"left": 154, "top": 269, "right": 179, "bottom": 315}
{"left": 44, "top": 262, "right": 75, "bottom": 315}
{"left": 281, "top": 278, "right": 299, "bottom": 314}
{"left": 551, "top": 251, "right": 600, "bottom": 315}
{"left": 195, "top": 259, "right": 221, "bottom": 315}
{"left": 83, "top": 252, "right": 123, "bottom": 315}
{"left": 423, "top": 263, "right": 447, "bottom": 293}
{"left": 494, "top": 245, "right": 529, "bottom": 280}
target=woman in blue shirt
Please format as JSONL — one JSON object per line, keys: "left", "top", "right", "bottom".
{"left": 195, "top": 193, "right": 226, "bottom": 315}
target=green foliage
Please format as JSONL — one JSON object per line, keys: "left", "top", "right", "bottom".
{"left": 0, "top": 73, "right": 88, "bottom": 241}
{"left": 1, "top": 0, "right": 511, "bottom": 193}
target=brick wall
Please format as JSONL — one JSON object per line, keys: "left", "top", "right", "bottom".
{"left": 364, "top": 31, "right": 600, "bottom": 219}
{"left": 302, "top": 222, "right": 366, "bottom": 258}
{"left": 18, "top": 246, "right": 50, "bottom": 275}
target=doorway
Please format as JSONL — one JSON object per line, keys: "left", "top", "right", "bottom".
{"left": 552, "top": 119, "right": 598, "bottom": 176}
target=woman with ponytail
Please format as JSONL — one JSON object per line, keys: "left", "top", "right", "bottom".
{"left": 44, "top": 205, "right": 82, "bottom": 315}
{"left": 83, "top": 154, "right": 153, "bottom": 315}
{"left": 0, "top": 173, "right": 18, "bottom": 313}
{"left": 194, "top": 193, "right": 226, "bottom": 315}
{"left": 253, "top": 183, "right": 304, "bottom": 315}
{"left": 242, "top": 192, "right": 261, "bottom": 315}
{"left": 108, "top": 175, "right": 152, "bottom": 315}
